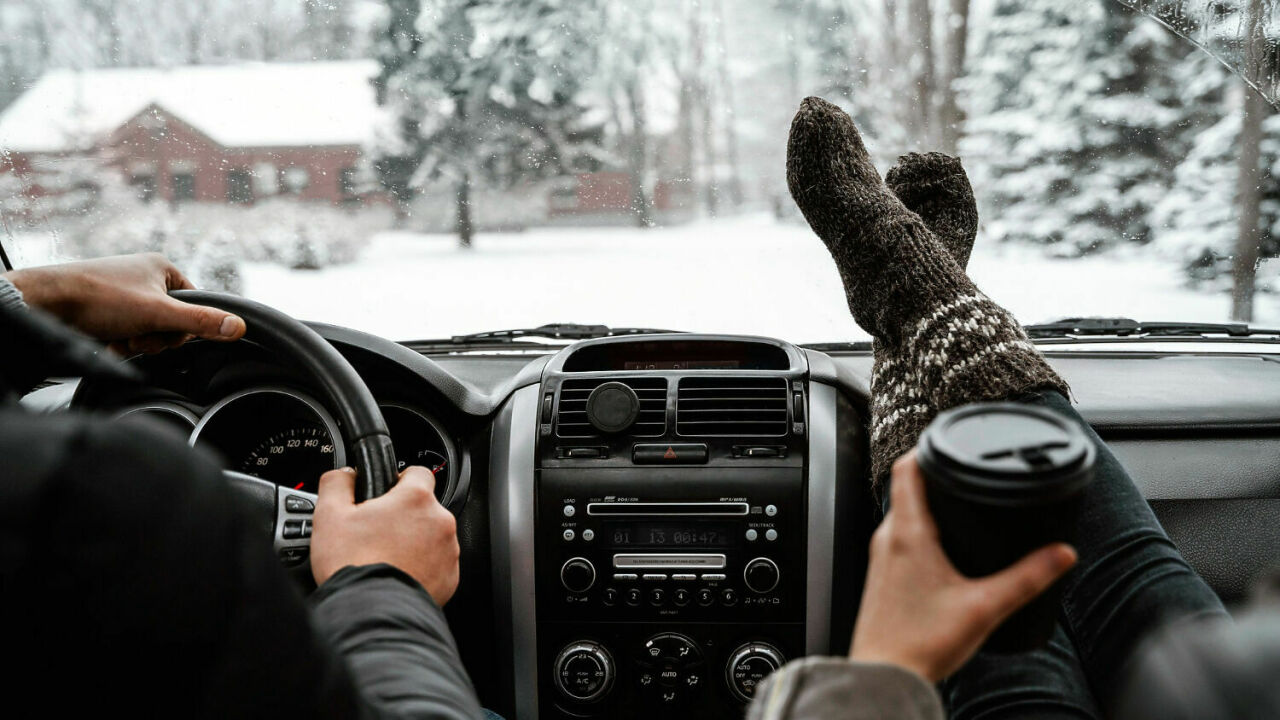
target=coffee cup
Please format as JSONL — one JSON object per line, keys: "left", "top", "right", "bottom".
{"left": 916, "top": 402, "right": 1095, "bottom": 652}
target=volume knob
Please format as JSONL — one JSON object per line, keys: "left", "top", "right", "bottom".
{"left": 561, "top": 557, "right": 596, "bottom": 593}
{"left": 743, "top": 557, "right": 780, "bottom": 594}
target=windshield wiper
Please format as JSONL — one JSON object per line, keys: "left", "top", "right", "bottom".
{"left": 1024, "top": 317, "right": 1280, "bottom": 339}
{"left": 409, "top": 323, "right": 685, "bottom": 348}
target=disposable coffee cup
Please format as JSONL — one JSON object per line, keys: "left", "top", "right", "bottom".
{"left": 916, "top": 402, "right": 1095, "bottom": 653}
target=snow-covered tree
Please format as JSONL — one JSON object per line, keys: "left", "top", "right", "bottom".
{"left": 371, "top": 0, "right": 602, "bottom": 246}
{"left": 591, "top": 0, "right": 684, "bottom": 226}
{"left": 1151, "top": 52, "right": 1280, "bottom": 289}
{"left": 961, "top": 0, "right": 1194, "bottom": 255}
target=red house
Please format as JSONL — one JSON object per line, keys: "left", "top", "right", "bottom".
{"left": 0, "top": 61, "right": 380, "bottom": 207}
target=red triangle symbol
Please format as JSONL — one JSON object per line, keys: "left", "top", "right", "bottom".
{"left": 664, "top": 446, "right": 678, "bottom": 460}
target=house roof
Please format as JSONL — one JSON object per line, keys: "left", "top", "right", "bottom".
{"left": 0, "top": 60, "right": 380, "bottom": 153}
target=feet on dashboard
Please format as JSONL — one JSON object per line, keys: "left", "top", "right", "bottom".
{"left": 786, "top": 97, "right": 1069, "bottom": 487}
{"left": 869, "top": 152, "right": 980, "bottom": 488}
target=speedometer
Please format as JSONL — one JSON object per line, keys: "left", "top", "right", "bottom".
{"left": 191, "top": 387, "right": 345, "bottom": 492}
{"left": 240, "top": 426, "right": 337, "bottom": 492}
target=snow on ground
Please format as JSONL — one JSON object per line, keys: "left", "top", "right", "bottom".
{"left": 234, "top": 213, "right": 1280, "bottom": 344}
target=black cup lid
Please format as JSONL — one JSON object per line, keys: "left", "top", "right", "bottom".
{"left": 917, "top": 402, "right": 1095, "bottom": 506}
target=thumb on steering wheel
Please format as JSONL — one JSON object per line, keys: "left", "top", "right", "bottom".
{"left": 145, "top": 295, "right": 247, "bottom": 341}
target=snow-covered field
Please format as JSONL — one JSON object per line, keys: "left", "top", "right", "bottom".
{"left": 9, "top": 212, "right": 1276, "bottom": 343}
{"left": 235, "top": 213, "right": 1278, "bottom": 343}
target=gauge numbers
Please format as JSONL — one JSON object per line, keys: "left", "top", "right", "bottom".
{"left": 240, "top": 425, "right": 336, "bottom": 493}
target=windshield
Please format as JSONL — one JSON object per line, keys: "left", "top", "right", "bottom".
{"left": 1, "top": 0, "right": 1277, "bottom": 342}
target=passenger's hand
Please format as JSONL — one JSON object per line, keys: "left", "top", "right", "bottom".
{"left": 3, "top": 253, "right": 246, "bottom": 354}
{"left": 311, "top": 465, "right": 461, "bottom": 606}
{"left": 848, "top": 452, "right": 1077, "bottom": 683}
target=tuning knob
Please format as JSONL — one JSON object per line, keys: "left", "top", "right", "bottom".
{"left": 561, "top": 557, "right": 597, "bottom": 593}
{"left": 743, "top": 557, "right": 780, "bottom": 594}
{"left": 554, "top": 641, "right": 615, "bottom": 702}
{"left": 586, "top": 382, "right": 640, "bottom": 433}
{"left": 726, "top": 642, "right": 785, "bottom": 702}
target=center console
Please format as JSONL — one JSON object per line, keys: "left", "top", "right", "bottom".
{"left": 492, "top": 336, "right": 846, "bottom": 719}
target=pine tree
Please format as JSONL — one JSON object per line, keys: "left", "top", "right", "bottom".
{"left": 370, "top": 0, "right": 602, "bottom": 247}
{"left": 371, "top": 0, "right": 425, "bottom": 224}
{"left": 960, "top": 0, "right": 1189, "bottom": 255}
{"left": 1151, "top": 55, "right": 1280, "bottom": 289}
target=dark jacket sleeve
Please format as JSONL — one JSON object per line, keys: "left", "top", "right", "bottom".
{"left": 312, "top": 565, "right": 484, "bottom": 720}
{"left": 0, "top": 409, "right": 481, "bottom": 719}
{"left": 747, "top": 658, "right": 944, "bottom": 720}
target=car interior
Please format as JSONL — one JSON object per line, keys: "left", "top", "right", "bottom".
{"left": 5, "top": 1, "right": 1279, "bottom": 717}
{"left": 19, "top": 303, "right": 1280, "bottom": 719}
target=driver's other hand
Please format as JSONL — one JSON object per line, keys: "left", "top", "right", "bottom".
{"left": 848, "top": 452, "right": 1077, "bottom": 683}
{"left": 312, "top": 465, "right": 461, "bottom": 606}
{"left": 3, "top": 252, "right": 246, "bottom": 354}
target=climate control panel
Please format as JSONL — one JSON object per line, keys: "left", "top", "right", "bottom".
{"left": 545, "top": 628, "right": 795, "bottom": 718}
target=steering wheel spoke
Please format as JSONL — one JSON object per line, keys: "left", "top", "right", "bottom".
{"left": 222, "top": 469, "right": 319, "bottom": 569}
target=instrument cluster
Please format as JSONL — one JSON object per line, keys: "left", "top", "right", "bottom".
{"left": 118, "top": 386, "right": 458, "bottom": 501}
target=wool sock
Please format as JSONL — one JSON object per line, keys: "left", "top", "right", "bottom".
{"left": 866, "top": 152, "right": 979, "bottom": 487}
{"left": 786, "top": 96, "right": 1068, "bottom": 480}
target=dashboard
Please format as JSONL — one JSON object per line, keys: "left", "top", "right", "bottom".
{"left": 30, "top": 323, "right": 1280, "bottom": 720}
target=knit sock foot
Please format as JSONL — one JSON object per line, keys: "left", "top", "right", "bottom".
{"left": 869, "top": 152, "right": 979, "bottom": 487}
{"left": 787, "top": 97, "right": 1069, "bottom": 483}
{"left": 787, "top": 96, "right": 973, "bottom": 344}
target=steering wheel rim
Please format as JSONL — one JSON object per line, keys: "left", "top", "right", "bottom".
{"left": 170, "top": 290, "right": 399, "bottom": 501}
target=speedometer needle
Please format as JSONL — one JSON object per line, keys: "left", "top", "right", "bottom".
{"left": 294, "top": 482, "right": 305, "bottom": 490}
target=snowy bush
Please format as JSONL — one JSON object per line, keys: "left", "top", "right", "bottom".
{"left": 186, "top": 229, "right": 243, "bottom": 294}
{"left": 8, "top": 159, "right": 392, "bottom": 293}
{"left": 405, "top": 179, "right": 554, "bottom": 233}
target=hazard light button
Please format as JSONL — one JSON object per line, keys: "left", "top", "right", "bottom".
{"left": 632, "top": 443, "right": 709, "bottom": 465}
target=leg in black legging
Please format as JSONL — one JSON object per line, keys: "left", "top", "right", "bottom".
{"left": 945, "top": 618, "right": 1101, "bottom": 720}
{"left": 1032, "top": 390, "right": 1227, "bottom": 707}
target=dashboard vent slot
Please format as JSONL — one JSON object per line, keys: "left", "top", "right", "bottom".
{"left": 556, "top": 377, "right": 668, "bottom": 438}
{"left": 676, "top": 377, "right": 789, "bottom": 437}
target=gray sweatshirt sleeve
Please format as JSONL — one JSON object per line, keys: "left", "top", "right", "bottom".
{"left": 747, "top": 658, "right": 944, "bottom": 720}
{"left": 0, "top": 276, "right": 26, "bottom": 311}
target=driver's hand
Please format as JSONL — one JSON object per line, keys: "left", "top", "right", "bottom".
{"left": 3, "top": 253, "right": 246, "bottom": 354}
{"left": 848, "top": 452, "right": 1077, "bottom": 683}
{"left": 311, "top": 465, "right": 461, "bottom": 606}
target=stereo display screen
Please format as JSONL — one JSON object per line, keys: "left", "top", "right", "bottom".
{"left": 607, "top": 522, "right": 735, "bottom": 547}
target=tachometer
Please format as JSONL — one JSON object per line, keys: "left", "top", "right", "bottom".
{"left": 240, "top": 425, "right": 338, "bottom": 492}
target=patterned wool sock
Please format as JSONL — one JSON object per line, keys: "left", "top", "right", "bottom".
{"left": 866, "top": 152, "right": 979, "bottom": 488}
{"left": 786, "top": 97, "right": 1068, "bottom": 482}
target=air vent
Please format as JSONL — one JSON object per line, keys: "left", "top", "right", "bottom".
{"left": 676, "top": 377, "right": 789, "bottom": 437}
{"left": 556, "top": 377, "right": 668, "bottom": 438}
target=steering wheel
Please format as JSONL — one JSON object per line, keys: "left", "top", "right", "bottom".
{"left": 170, "top": 290, "right": 399, "bottom": 567}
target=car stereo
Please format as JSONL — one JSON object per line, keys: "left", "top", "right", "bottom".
{"left": 529, "top": 336, "right": 815, "bottom": 719}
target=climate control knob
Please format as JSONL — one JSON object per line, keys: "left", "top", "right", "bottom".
{"left": 726, "top": 642, "right": 785, "bottom": 702}
{"left": 554, "top": 641, "right": 615, "bottom": 702}
{"left": 561, "top": 557, "right": 597, "bottom": 593}
{"left": 743, "top": 557, "right": 780, "bottom": 594}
